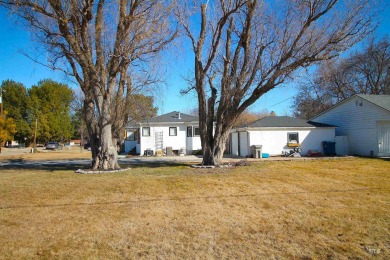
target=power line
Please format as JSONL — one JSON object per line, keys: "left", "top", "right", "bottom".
{"left": 267, "top": 96, "right": 294, "bottom": 109}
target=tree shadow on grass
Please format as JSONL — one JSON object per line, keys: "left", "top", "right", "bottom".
{"left": 0, "top": 159, "right": 191, "bottom": 172}
{"left": 356, "top": 156, "right": 390, "bottom": 162}
{"left": 0, "top": 158, "right": 91, "bottom": 171}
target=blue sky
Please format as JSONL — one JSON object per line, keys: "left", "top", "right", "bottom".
{"left": 1, "top": 3, "right": 389, "bottom": 116}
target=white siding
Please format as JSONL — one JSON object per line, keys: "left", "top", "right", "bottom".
{"left": 313, "top": 96, "right": 390, "bottom": 156}
{"left": 248, "top": 128, "right": 335, "bottom": 156}
{"left": 139, "top": 124, "right": 201, "bottom": 155}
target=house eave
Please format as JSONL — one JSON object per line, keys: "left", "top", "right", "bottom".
{"left": 139, "top": 121, "right": 199, "bottom": 126}
{"left": 232, "top": 126, "right": 336, "bottom": 132}
{"left": 126, "top": 121, "right": 200, "bottom": 129}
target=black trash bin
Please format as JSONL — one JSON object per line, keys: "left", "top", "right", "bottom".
{"left": 322, "top": 141, "right": 336, "bottom": 156}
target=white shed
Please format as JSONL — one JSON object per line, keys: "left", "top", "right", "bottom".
{"left": 311, "top": 94, "right": 390, "bottom": 157}
{"left": 230, "top": 116, "right": 336, "bottom": 157}
{"left": 124, "top": 111, "right": 202, "bottom": 156}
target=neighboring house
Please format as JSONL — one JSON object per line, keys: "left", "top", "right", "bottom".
{"left": 124, "top": 111, "right": 202, "bottom": 155}
{"left": 230, "top": 116, "right": 335, "bottom": 157}
{"left": 311, "top": 94, "right": 390, "bottom": 157}
{"left": 4, "top": 140, "right": 19, "bottom": 147}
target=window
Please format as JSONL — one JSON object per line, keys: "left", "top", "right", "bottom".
{"left": 194, "top": 127, "right": 200, "bottom": 136}
{"left": 187, "top": 126, "right": 193, "bottom": 137}
{"left": 169, "top": 127, "right": 177, "bottom": 136}
{"left": 287, "top": 132, "right": 299, "bottom": 144}
{"left": 142, "top": 127, "right": 150, "bottom": 136}
{"left": 126, "top": 131, "right": 135, "bottom": 141}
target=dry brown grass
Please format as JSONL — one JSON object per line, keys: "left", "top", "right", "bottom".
{"left": 0, "top": 158, "right": 389, "bottom": 259}
{"left": 0, "top": 147, "right": 91, "bottom": 161}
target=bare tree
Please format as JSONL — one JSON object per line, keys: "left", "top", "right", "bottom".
{"left": 176, "top": 0, "right": 377, "bottom": 165}
{"left": 233, "top": 110, "right": 270, "bottom": 128}
{"left": 293, "top": 37, "right": 390, "bottom": 119}
{"left": 1, "top": 0, "right": 178, "bottom": 169}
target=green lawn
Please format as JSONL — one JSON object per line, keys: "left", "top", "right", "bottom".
{"left": 0, "top": 158, "right": 389, "bottom": 259}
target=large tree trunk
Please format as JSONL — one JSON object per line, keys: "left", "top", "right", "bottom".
{"left": 84, "top": 92, "right": 120, "bottom": 170}
{"left": 84, "top": 97, "right": 98, "bottom": 167}
{"left": 91, "top": 81, "right": 120, "bottom": 170}
{"left": 202, "top": 137, "right": 227, "bottom": 166}
{"left": 201, "top": 122, "right": 231, "bottom": 166}
{"left": 92, "top": 122, "right": 120, "bottom": 170}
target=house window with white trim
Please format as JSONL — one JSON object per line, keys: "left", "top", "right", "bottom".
{"left": 187, "top": 126, "right": 193, "bottom": 137}
{"left": 142, "top": 127, "right": 150, "bottom": 136}
{"left": 169, "top": 127, "right": 177, "bottom": 136}
{"left": 194, "top": 127, "right": 200, "bottom": 137}
{"left": 287, "top": 132, "right": 299, "bottom": 146}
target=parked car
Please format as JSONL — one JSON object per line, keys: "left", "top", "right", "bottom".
{"left": 45, "top": 142, "right": 62, "bottom": 150}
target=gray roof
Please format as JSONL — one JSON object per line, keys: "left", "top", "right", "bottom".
{"left": 356, "top": 94, "right": 390, "bottom": 112}
{"left": 310, "top": 94, "right": 390, "bottom": 120}
{"left": 239, "top": 116, "right": 335, "bottom": 128}
{"left": 126, "top": 111, "right": 198, "bottom": 127}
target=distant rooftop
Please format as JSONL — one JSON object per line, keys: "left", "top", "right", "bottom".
{"left": 126, "top": 111, "right": 199, "bottom": 127}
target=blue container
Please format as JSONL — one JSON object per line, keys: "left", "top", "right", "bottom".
{"left": 262, "top": 153, "right": 269, "bottom": 158}
{"left": 322, "top": 141, "right": 336, "bottom": 156}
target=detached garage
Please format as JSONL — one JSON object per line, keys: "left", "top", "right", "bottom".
{"left": 230, "top": 116, "right": 335, "bottom": 157}
{"left": 311, "top": 94, "right": 390, "bottom": 157}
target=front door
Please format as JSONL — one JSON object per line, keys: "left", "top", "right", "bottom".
{"left": 377, "top": 121, "right": 390, "bottom": 157}
{"left": 186, "top": 126, "right": 193, "bottom": 155}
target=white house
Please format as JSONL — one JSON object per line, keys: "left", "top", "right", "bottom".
{"left": 124, "top": 111, "right": 202, "bottom": 155}
{"left": 311, "top": 94, "right": 390, "bottom": 157}
{"left": 230, "top": 116, "right": 336, "bottom": 157}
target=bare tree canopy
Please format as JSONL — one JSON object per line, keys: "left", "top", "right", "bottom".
{"left": 176, "top": 0, "right": 378, "bottom": 165}
{"left": 293, "top": 37, "right": 390, "bottom": 119}
{"left": 1, "top": 0, "right": 178, "bottom": 169}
